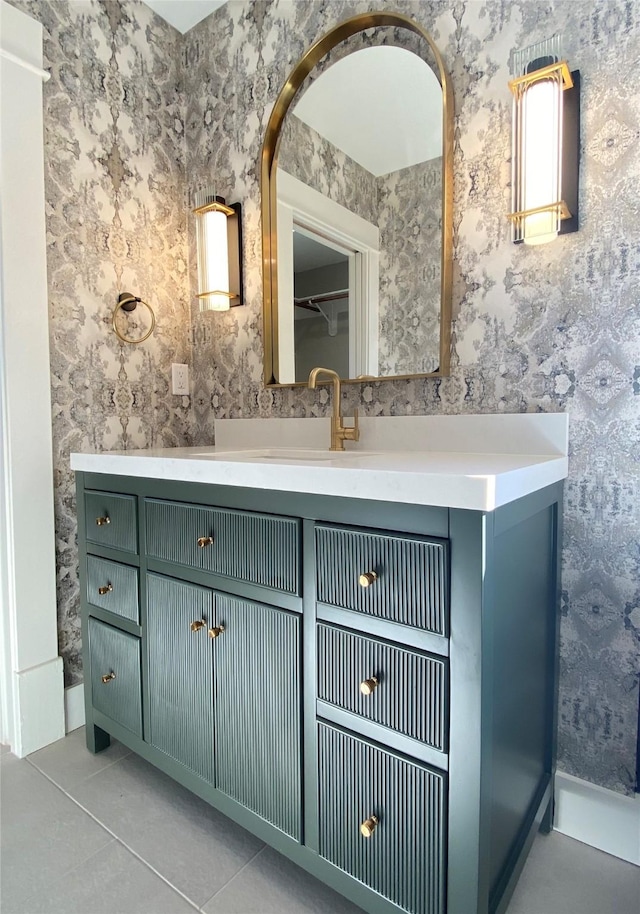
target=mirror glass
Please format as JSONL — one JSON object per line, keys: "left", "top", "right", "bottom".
{"left": 262, "top": 16, "right": 453, "bottom": 386}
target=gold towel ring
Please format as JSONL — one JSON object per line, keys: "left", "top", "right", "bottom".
{"left": 112, "top": 293, "right": 156, "bottom": 344}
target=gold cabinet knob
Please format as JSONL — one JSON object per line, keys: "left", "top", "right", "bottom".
{"left": 208, "top": 625, "right": 225, "bottom": 639}
{"left": 95, "top": 516, "right": 111, "bottom": 526}
{"left": 190, "top": 619, "right": 206, "bottom": 632}
{"left": 98, "top": 583, "right": 113, "bottom": 596}
{"left": 101, "top": 671, "right": 116, "bottom": 684}
{"left": 358, "top": 571, "right": 377, "bottom": 588}
{"left": 360, "top": 816, "right": 379, "bottom": 838}
{"left": 197, "top": 536, "right": 214, "bottom": 548}
{"left": 360, "top": 677, "right": 378, "bottom": 696}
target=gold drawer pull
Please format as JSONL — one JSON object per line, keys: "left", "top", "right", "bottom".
{"left": 95, "top": 516, "right": 111, "bottom": 526}
{"left": 358, "top": 571, "right": 377, "bottom": 588}
{"left": 360, "top": 677, "right": 378, "bottom": 696}
{"left": 101, "top": 672, "right": 116, "bottom": 684}
{"left": 197, "top": 536, "right": 214, "bottom": 548}
{"left": 360, "top": 816, "right": 379, "bottom": 838}
{"left": 208, "top": 625, "right": 225, "bottom": 639}
{"left": 190, "top": 619, "right": 206, "bottom": 633}
{"left": 98, "top": 583, "right": 113, "bottom": 596}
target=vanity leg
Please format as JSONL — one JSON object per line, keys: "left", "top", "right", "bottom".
{"left": 540, "top": 795, "right": 554, "bottom": 834}
{"left": 86, "top": 723, "right": 110, "bottom": 754}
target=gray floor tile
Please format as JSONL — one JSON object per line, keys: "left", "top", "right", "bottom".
{"left": 4, "top": 731, "right": 639, "bottom": 914}
{"left": 203, "top": 846, "right": 364, "bottom": 914}
{"left": 27, "top": 726, "right": 130, "bottom": 790}
{"left": 0, "top": 754, "right": 112, "bottom": 910}
{"left": 68, "top": 751, "right": 264, "bottom": 907}
{"left": 506, "top": 831, "right": 640, "bottom": 914}
{"left": 11, "top": 839, "right": 197, "bottom": 914}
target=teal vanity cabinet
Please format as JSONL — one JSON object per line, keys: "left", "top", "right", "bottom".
{"left": 145, "top": 574, "right": 216, "bottom": 782}
{"left": 76, "top": 472, "right": 562, "bottom": 914}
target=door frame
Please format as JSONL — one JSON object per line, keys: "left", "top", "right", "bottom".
{"left": 0, "top": 0, "right": 65, "bottom": 755}
{"left": 276, "top": 170, "right": 379, "bottom": 382}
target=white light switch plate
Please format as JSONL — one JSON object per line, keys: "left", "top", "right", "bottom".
{"left": 171, "top": 363, "right": 189, "bottom": 395}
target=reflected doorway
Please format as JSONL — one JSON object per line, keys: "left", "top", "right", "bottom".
{"left": 293, "top": 230, "right": 349, "bottom": 382}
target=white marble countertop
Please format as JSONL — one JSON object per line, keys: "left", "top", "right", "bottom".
{"left": 71, "top": 414, "right": 569, "bottom": 512}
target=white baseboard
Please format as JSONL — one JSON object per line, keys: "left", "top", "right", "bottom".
{"left": 13, "top": 657, "right": 65, "bottom": 757}
{"left": 555, "top": 771, "right": 640, "bottom": 866}
{"left": 64, "top": 683, "right": 85, "bottom": 733}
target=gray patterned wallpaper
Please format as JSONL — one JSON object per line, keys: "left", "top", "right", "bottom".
{"left": 280, "top": 115, "right": 442, "bottom": 375}
{"left": 280, "top": 114, "right": 378, "bottom": 224}
{"left": 185, "top": 0, "right": 640, "bottom": 797}
{"left": 377, "top": 157, "right": 442, "bottom": 375}
{"left": 9, "top": 0, "right": 639, "bottom": 798}
{"left": 9, "top": 0, "right": 193, "bottom": 685}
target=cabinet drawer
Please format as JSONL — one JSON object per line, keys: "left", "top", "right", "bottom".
{"left": 87, "top": 557, "right": 139, "bottom": 623}
{"left": 88, "top": 618, "right": 142, "bottom": 737}
{"left": 317, "top": 624, "right": 447, "bottom": 752}
{"left": 318, "top": 724, "right": 445, "bottom": 914}
{"left": 315, "top": 524, "right": 448, "bottom": 634}
{"left": 145, "top": 499, "right": 300, "bottom": 594}
{"left": 85, "top": 491, "right": 137, "bottom": 554}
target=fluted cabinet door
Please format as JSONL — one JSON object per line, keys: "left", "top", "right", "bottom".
{"left": 85, "top": 491, "right": 137, "bottom": 553}
{"left": 145, "top": 499, "right": 300, "bottom": 594}
{"left": 319, "top": 724, "right": 446, "bottom": 914}
{"left": 213, "top": 594, "right": 302, "bottom": 841}
{"left": 317, "top": 623, "right": 448, "bottom": 751}
{"left": 88, "top": 619, "right": 142, "bottom": 737}
{"left": 87, "top": 557, "right": 139, "bottom": 622}
{"left": 146, "top": 574, "right": 215, "bottom": 783}
{"left": 316, "top": 525, "right": 448, "bottom": 634}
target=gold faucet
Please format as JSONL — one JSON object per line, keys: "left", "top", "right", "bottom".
{"left": 308, "top": 367, "right": 360, "bottom": 451}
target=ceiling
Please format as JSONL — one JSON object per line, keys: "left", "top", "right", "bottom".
{"left": 294, "top": 46, "right": 442, "bottom": 177}
{"left": 141, "top": 1, "right": 226, "bottom": 33}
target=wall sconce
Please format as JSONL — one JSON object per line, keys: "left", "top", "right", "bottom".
{"left": 507, "top": 36, "right": 580, "bottom": 245}
{"left": 193, "top": 190, "right": 243, "bottom": 311}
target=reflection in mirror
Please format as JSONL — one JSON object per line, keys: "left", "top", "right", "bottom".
{"left": 278, "top": 46, "right": 442, "bottom": 383}
{"left": 261, "top": 12, "right": 453, "bottom": 387}
{"left": 276, "top": 169, "right": 380, "bottom": 382}
{"left": 293, "top": 232, "right": 349, "bottom": 380}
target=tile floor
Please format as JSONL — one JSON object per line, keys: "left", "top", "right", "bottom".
{"left": 1, "top": 730, "right": 638, "bottom": 914}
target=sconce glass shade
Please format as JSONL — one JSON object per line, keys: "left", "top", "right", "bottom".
{"left": 194, "top": 196, "right": 235, "bottom": 311}
{"left": 508, "top": 59, "right": 575, "bottom": 245}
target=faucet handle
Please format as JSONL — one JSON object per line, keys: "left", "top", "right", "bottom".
{"left": 343, "top": 408, "right": 360, "bottom": 442}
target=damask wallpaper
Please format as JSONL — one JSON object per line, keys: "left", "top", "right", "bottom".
{"left": 185, "top": 0, "right": 640, "bottom": 797}
{"left": 377, "top": 158, "right": 442, "bottom": 376}
{"left": 8, "top": 0, "right": 193, "bottom": 685}
{"left": 8, "top": 0, "right": 639, "bottom": 798}
{"left": 280, "top": 114, "right": 442, "bottom": 375}
{"left": 279, "top": 114, "right": 378, "bottom": 224}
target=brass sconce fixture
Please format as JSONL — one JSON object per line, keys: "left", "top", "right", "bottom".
{"left": 507, "top": 35, "right": 580, "bottom": 245}
{"left": 112, "top": 292, "right": 156, "bottom": 344}
{"left": 193, "top": 190, "right": 243, "bottom": 311}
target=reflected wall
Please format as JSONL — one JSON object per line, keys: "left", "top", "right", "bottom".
{"left": 279, "top": 115, "right": 442, "bottom": 378}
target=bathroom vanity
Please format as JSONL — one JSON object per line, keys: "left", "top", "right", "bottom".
{"left": 72, "top": 416, "right": 567, "bottom": 914}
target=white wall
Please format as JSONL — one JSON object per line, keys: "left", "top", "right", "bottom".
{"left": 0, "top": 0, "right": 65, "bottom": 755}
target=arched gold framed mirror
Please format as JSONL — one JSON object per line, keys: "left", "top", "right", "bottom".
{"left": 261, "top": 11, "right": 453, "bottom": 387}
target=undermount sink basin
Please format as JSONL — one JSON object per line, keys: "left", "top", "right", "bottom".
{"left": 194, "top": 448, "right": 378, "bottom": 462}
